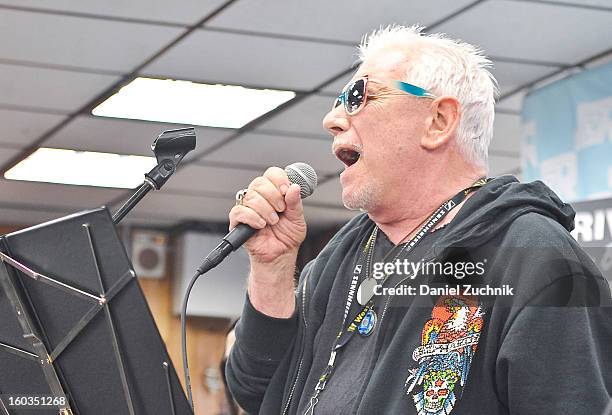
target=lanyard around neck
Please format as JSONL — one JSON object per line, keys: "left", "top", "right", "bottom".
{"left": 338, "top": 180, "right": 485, "bottom": 347}
{"left": 304, "top": 178, "right": 489, "bottom": 413}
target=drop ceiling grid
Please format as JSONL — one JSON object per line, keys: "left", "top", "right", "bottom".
{"left": 44, "top": 115, "right": 235, "bottom": 159}
{"left": 0, "top": 0, "right": 553, "bottom": 156}
{"left": 199, "top": 131, "right": 339, "bottom": 175}
{"left": 0, "top": 0, "right": 609, "bottom": 226}
{"left": 434, "top": 0, "right": 612, "bottom": 65}
{"left": 0, "top": 2, "right": 246, "bottom": 221}
{"left": 0, "top": 178, "right": 125, "bottom": 209}
{"left": 141, "top": 28, "right": 357, "bottom": 91}
{"left": 160, "top": 163, "right": 262, "bottom": 196}
{"left": 0, "top": 109, "right": 67, "bottom": 149}
{"left": 127, "top": 190, "right": 358, "bottom": 226}
{"left": 0, "top": 8, "right": 184, "bottom": 73}
{"left": 0, "top": 204, "right": 180, "bottom": 227}
{"left": 203, "top": 0, "right": 479, "bottom": 43}
{"left": 516, "top": 0, "right": 612, "bottom": 10}
{"left": 0, "top": 0, "right": 229, "bottom": 26}
{"left": 0, "top": 64, "right": 121, "bottom": 113}
{"left": 129, "top": 192, "right": 236, "bottom": 222}
{"left": 254, "top": 95, "right": 333, "bottom": 138}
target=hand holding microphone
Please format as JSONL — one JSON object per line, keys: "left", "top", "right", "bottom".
{"left": 226, "top": 163, "right": 316, "bottom": 319}
{"left": 182, "top": 163, "right": 316, "bottom": 407}
{"left": 228, "top": 163, "right": 316, "bottom": 264}
{"left": 194, "top": 162, "right": 317, "bottom": 276}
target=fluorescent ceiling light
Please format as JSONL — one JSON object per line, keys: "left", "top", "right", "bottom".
{"left": 92, "top": 77, "right": 296, "bottom": 128}
{"left": 5, "top": 148, "right": 156, "bottom": 189}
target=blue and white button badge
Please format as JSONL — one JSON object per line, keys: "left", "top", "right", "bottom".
{"left": 358, "top": 309, "right": 377, "bottom": 336}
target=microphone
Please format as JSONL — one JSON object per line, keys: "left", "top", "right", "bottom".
{"left": 180, "top": 162, "right": 317, "bottom": 408}
{"left": 197, "top": 162, "right": 317, "bottom": 275}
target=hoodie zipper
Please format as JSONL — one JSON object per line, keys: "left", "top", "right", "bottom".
{"left": 349, "top": 259, "right": 434, "bottom": 414}
{"left": 345, "top": 276, "right": 407, "bottom": 415}
{"left": 282, "top": 228, "right": 435, "bottom": 414}
{"left": 281, "top": 271, "right": 310, "bottom": 415}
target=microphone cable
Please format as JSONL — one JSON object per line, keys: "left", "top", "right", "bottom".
{"left": 180, "top": 163, "right": 317, "bottom": 411}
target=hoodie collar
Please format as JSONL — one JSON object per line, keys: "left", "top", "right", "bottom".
{"left": 427, "top": 175, "right": 575, "bottom": 261}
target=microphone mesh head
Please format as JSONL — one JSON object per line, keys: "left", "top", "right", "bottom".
{"left": 285, "top": 163, "right": 317, "bottom": 199}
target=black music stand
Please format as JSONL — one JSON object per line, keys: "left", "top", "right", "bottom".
{"left": 0, "top": 207, "right": 193, "bottom": 415}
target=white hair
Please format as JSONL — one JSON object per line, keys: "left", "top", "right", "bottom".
{"left": 358, "top": 25, "right": 498, "bottom": 169}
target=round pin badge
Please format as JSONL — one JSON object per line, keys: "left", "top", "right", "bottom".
{"left": 357, "top": 278, "right": 378, "bottom": 306}
{"left": 358, "top": 309, "right": 377, "bottom": 336}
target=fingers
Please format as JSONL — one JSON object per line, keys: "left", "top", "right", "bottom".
{"left": 283, "top": 183, "right": 304, "bottom": 221}
{"left": 242, "top": 188, "right": 280, "bottom": 225}
{"left": 228, "top": 167, "right": 286, "bottom": 230}
{"left": 229, "top": 205, "right": 266, "bottom": 231}
{"left": 228, "top": 166, "right": 304, "bottom": 231}
{"left": 249, "top": 168, "right": 289, "bottom": 212}
{"left": 263, "top": 166, "right": 291, "bottom": 197}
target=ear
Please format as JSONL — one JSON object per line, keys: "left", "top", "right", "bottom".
{"left": 421, "top": 96, "right": 461, "bottom": 151}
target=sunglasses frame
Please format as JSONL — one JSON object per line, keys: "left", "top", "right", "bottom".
{"left": 333, "top": 75, "right": 437, "bottom": 116}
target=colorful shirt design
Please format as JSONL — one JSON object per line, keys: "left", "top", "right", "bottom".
{"left": 405, "top": 296, "right": 484, "bottom": 415}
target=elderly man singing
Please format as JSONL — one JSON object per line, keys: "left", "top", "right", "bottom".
{"left": 225, "top": 26, "right": 612, "bottom": 415}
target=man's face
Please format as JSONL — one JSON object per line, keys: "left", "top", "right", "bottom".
{"left": 323, "top": 48, "right": 433, "bottom": 213}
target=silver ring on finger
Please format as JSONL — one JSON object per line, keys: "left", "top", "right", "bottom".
{"left": 235, "top": 188, "right": 248, "bottom": 206}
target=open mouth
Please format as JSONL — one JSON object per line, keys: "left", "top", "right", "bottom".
{"left": 334, "top": 145, "right": 361, "bottom": 168}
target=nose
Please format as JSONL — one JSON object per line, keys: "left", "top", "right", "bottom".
{"left": 322, "top": 103, "right": 350, "bottom": 137}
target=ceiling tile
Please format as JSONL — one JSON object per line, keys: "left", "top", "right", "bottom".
{"left": 142, "top": 29, "right": 355, "bottom": 91}
{"left": 0, "top": 206, "right": 67, "bottom": 227}
{"left": 491, "top": 60, "right": 560, "bottom": 94}
{"left": 131, "top": 191, "right": 358, "bottom": 226}
{"left": 129, "top": 192, "right": 233, "bottom": 222}
{"left": 162, "top": 164, "right": 260, "bottom": 195}
{"left": 0, "top": 109, "right": 65, "bottom": 148}
{"left": 0, "top": 64, "right": 120, "bottom": 113}
{"left": 489, "top": 155, "right": 520, "bottom": 176}
{"left": 491, "top": 113, "right": 522, "bottom": 155}
{"left": 435, "top": 0, "right": 612, "bottom": 64}
{"left": 0, "top": 0, "right": 227, "bottom": 25}
{"left": 46, "top": 116, "right": 233, "bottom": 158}
{"left": 0, "top": 205, "right": 176, "bottom": 230}
{"left": 206, "top": 0, "right": 476, "bottom": 43}
{"left": 0, "top": 179, "right": 125, "bottom": 209}
{"left": 201, "top": 132, "right": 338, "bottom": 174}
{"left": 0, "top": 9, "right": 183, "bottom": 72}
{"left": 257, "top": 95, "right": 332, "bottom": 136}
{"left": 0, "top": 147, "right": 22, "bottom": 165}
{"left": 320, "top": 73, "right": 354, "bottom": 95}
{"left": 540, "top": 0, "right": 612, "bottom": 7}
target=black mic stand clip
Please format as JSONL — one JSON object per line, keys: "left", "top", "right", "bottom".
{"left": 112, "top": 127, "right": 196, "bottom": 224}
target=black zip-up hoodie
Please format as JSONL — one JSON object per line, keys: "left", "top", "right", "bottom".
{"left": 227, "top": 176, "right": 612, "bottom": 414}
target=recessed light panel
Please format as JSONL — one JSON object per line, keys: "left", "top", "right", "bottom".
{"left": 5, "top": 148, "right": 157, "bottom": 189}
{"left": 92, "top": 77, "right": 296, "bottom": 128}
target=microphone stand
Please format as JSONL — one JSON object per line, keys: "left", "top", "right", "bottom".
{"left": 0, "top": 127, "right": 196, "bottom": 415}
{"left": 112, "top": 128, "right": 196, "bottom": 225}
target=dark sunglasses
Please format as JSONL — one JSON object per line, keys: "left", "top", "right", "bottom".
{"left": 333, "top": 76, "right": 437, "bottom": 115}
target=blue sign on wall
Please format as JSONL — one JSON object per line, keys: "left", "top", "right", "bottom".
{"left": 521, "top": 60, "right": 612, "bottom": 202}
